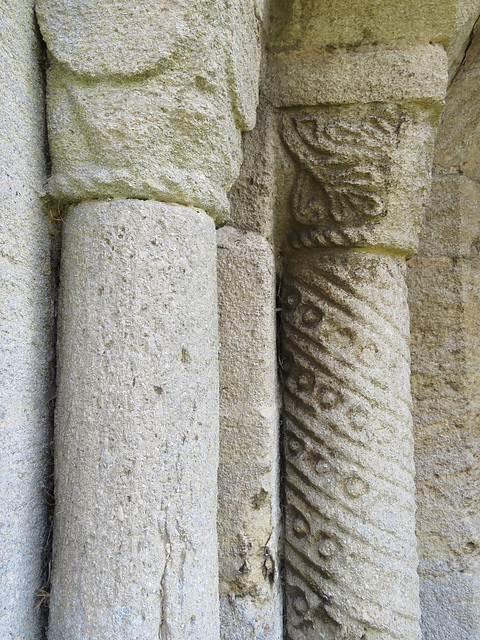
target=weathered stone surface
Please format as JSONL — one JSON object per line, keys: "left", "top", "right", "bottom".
{"left": 408, "top": 25, "right": 480, "bottom": 634}
{"left": 408, "top": 252, "right": 480, "bottom": 640}
{"left": 43, "top": 65, "right": 240, "bottom": 223}
{"left": 408, "top": 172, "right": 480, "bottom": 640}
{"left": 282, "top": 251, "right": 421, "bottom": 640}
{"left": 217, "top": 226, "right": 282, "bottom": 639}
{"left": 267, "top": 44, "right": 448, "bottom": 108}
{"left": 420, "top": 574, "right": 480, "bottom": 640}
{"left": 49, "top": 200, "right": 220, "bottom": 640}
{"left": 228, "top": 99, "right": 277, "bottom": 241}
{"left": 36, "top": 0, "right": 264, "bottom": 222}
{"left": 415, "top": 170, "right": 480, "bottom": 259}
{"left": 0, "top": 1, "right": 54, "bottom": 637}
{"left": 269, "top": 0, "right": 480, "bottom": 72}
{"left": 434, "top": 25, "right": 480, "bottom": 182}
{"left": 272, "top": 44, "right": 445, "bottom": 633}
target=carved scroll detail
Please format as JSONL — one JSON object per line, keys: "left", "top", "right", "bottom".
{"left": 281, "top": 107, "right": 402, "bottom": 230}
{"left": 282, "top": 252, "right": 421, "bottom": 640}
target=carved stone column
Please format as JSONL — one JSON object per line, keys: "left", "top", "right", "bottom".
{"left": 267, "top": 46, "right": 448, "bottom": 639}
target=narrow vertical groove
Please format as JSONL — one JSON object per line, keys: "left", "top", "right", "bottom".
{"left": 282, "top": 250, "right": 420, "bottom": 640}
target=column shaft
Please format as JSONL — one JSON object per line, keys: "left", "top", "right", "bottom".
{"left": 49, "top": 200, "right": 219, "bottom": 640}
{"left": 282, "top": 251, "right": 419, "bottom": 639}
{"left": 265, "top": 45, "right": 447, "bottom": 640}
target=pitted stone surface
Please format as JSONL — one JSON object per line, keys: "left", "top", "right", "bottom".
{"left": 217, "top": 227, "right": 282, "bottom": 639}
{"left": 37, "top": 0, "right": 263, "bottom": 221}
{"left": 49, "top": 200, "right": 220, "bottom": 640}
{"left": 267, "top": 44, "right": 448, "bottom": 108}
{"left": 0, "top": 1, "right": 54, "bottom": 637}
{"left": 36, "top": 0, "right": 198, "bottom": 78}
{"left": 420, "top": 574, "right": 480, "bottom": 640}
{"left": 273, "top": 57, "right": 441, "bottom": 636}
{"left": 408, "top": 29, "right": 480, "bottom": 636}
{"left": 409, "top": 81, "right": 480, "bottom": 640}
{"left": 228, "top": 100, "right": 277, "bottom": 241}
{"left": 44, "top": 65, "right": 241, "bottom": 222}
{"left": 434, "top": 25, "right": 480, "bottom": 182}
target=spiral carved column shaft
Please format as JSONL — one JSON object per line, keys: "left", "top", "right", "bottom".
{"left": 272, "top": 48, "right": 448, "bottom": 640}
{"left": 282, "top": 251, "right": 419, "bottom": 639}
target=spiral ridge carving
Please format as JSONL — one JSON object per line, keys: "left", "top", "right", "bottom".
{"left": 282, "top": 251, "right": 421, "bottom": 640}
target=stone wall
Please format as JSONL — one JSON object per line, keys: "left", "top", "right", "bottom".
{"left": 2, "top": 1, "right": 480, "bottom": 639}
{"left": 409, "top": 24, "right": 480, "bottom": 639}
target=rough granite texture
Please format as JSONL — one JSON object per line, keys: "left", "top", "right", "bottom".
{"left": 0, "top": 2, "right": 54, "bottom": 638}
{"left": 434, "top": 25, "right": 480, "bottom": 182}
{"left": 36, "top": 0, "right": 264, "bottom": 223}
{"left": 49, "top": 200, "right": 220, "bottom": 640}
{"left": 408, "top": 35, "right": 480, "bottom": 635}
{"left": 267, "top": 44, "right": 448, "bottom": 108}
{"left": 228, "top": 98, "right": 277, "bottom": 242}
{"left": 217, "top": 227, "right": 282, "bottom": 639}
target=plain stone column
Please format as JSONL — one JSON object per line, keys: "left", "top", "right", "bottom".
{"left": 217, "top": 226, "right": 282, "bottom": 639}
{"left": 0, "top": 1, "right": 54, "bottom": 637}
{"left": 36, "top": 2, "right": 264, "bottom": 637}
{"left": 49, "top": 199, "right": 219, "bottom": 640}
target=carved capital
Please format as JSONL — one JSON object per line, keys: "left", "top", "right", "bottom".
{"left": 280, "top": 103, "right": 439, "bottom": 255}
{"left": 36, "top": 0, "right": 262, "bottom": 223}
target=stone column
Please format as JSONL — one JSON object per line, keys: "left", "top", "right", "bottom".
{"left": 36, "top": 1, "right": 263, "bottom": 637}
{"left": 0, "top": 1, "right": 54, "bottom": 638}
{"left": 50, "top": 200, "right": 219, "bottom": 639}
{"left": 217, "top": 226, "right": 282, "bottom": 639}
{"left": 267, "top": 46, "right": 448, "bottom": 639}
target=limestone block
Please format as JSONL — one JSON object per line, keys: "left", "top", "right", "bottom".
{"left": 408, "top": 253, "right": 480, "bottom": 640}
{"left": 49, "top": 200, "right": 220, "bottom": 640}
{"left": 416, "top": 170, "right": 480, "bottom": 260}
{"left": 408, "top": 30, "right": 480, "bottom": 636}
{"left": 217, "top": 227, "right": 282, "bottom": 639}
{"left": 228, "top": 100, "right": 277, "bottom": 241}
{"left": 282, "top": 251, "right": 421, "bottom": 640}
{"left": 434, "top": 26, "right": 480, "bottom": 181}
{"left": 420, "top": 573, "right": 480, "bottom": 640}
{"left": 269, "top": 0, "right": 480, "bottom": 72}
{"left": 0, "top": 1, "right": 54, "bottom": 637}
{"left": 36, "top": 0, "right": 264, "bottom": 222}
{"left": 267, "top": 44, "right": 448, "bottom": 108}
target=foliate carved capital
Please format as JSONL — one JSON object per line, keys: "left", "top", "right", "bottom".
{"left": 280, "top": 103, "right": 439, "bottom": 256}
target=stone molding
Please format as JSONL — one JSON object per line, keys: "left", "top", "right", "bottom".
{"left": 267, "top": 44, "right": 448, "bottom": 108}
